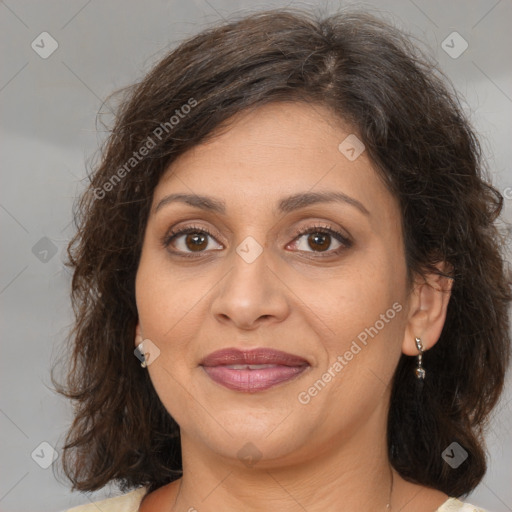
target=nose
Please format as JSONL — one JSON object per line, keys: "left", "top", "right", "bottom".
{"left": 210, "top": 243, "right": 291, "bottom": 330}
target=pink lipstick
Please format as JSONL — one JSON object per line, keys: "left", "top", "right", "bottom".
{"left": 200, "top": 348, "right": 309, "bottom": 392}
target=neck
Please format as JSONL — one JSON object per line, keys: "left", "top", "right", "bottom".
{"left": 172, "top": 416, "right": 394, "bottom": 512}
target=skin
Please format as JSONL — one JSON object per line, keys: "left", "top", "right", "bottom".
{"left": 134, "top": 101, "right": 453, "bottom": 512}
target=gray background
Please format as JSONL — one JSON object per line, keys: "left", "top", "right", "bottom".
{"left": 1, "top": 1, "right": 511, "bottom": 511}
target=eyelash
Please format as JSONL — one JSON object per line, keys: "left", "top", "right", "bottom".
{"left": 162, "top": 223, "right": 353, "bottom": 259}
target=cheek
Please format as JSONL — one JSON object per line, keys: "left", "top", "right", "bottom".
{"left": 135, "top": 257, "right": 194, "bottom": 386}
{"left": 297, "top": 279, "right": 405, "bottom": 437}
{"left": 135, "top": 259, "right": 202, "bottom": 426}
{"left": 309, "top": 249, "right": 407, "bottom": 380}
{"left": 136, "top": 249, "right": 202, "bottom": 341}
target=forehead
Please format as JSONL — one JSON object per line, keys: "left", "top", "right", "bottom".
{"left": 154, "top": 101, "right": 399, "bottom": 225}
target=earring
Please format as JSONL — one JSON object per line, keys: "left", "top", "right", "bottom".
{"left": 414, "top": 337, "right": 425, "bottom": 379}
{"left": 137, "top": 341, "right": 147, "bottom": 368}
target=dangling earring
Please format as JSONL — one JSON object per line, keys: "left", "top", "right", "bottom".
{"left": 135, "top": 336, "right": 147, "bottom": 368}
{"left": 138, "top": 342, "right": 147, "bottom": 368}
{"left": 414, "top": 337, "right": 425, "bottom": 379}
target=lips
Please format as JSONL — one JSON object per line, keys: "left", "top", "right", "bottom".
{"left": 200, "top": 348, "right": 310, "bottom": 392}
{"left": 201, "top": 348, "right": 309, "bottom": 367}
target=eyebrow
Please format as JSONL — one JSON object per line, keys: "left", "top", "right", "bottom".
{"left": 153, "top": 191, "right": 370, "bottom": 216}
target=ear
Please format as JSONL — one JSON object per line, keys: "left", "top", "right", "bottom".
{"left": 402, "top": 262, "right": 454, "bottom": 356}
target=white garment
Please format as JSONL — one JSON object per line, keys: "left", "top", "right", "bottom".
{"left": 64, "top": 488, "right": 490, "bottom": 512}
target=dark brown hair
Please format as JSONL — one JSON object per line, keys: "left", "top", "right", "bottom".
{"left": 53, "top": 7, "right": 512, "bottom": 499}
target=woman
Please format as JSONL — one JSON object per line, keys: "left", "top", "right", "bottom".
{"left": 55, "top": 7, "right": 511, "bottom": 512}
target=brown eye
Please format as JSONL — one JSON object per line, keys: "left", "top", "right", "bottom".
{"left": 306, "top": 232, "right": 331, "bottom": 252}
{"left": 163, "top": 226, "right": 223, "bottom": 256}
{"left": 184, "top": 232, "right": 208, "bottom": 252}
{"left": 290, "top": 226, "right": 351, "bottom": 255}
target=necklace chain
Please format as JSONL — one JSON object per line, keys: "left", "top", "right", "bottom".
{"left": 386, "top": 465, "right": 394, "bottom": 510}
{"left": 170, "top": 465, "right": 395, "bottom": 510}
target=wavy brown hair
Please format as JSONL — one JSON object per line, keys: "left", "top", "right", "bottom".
{"left": 52, "top": 7, "right": 512, "bottom": 499}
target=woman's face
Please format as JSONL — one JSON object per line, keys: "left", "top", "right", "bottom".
{"left": 135, "top": 101, "right": 411, "bottom": 466}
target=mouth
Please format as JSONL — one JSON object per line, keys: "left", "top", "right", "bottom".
{"left": 200, "top": 348, "right": 310, "bottom": 392}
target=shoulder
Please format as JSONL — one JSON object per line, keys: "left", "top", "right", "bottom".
{"left": 437, "top": 497, "right": 490, "bottom": 512}
{"left": 64, "top": 487, "right": 147, "bottom": 512}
